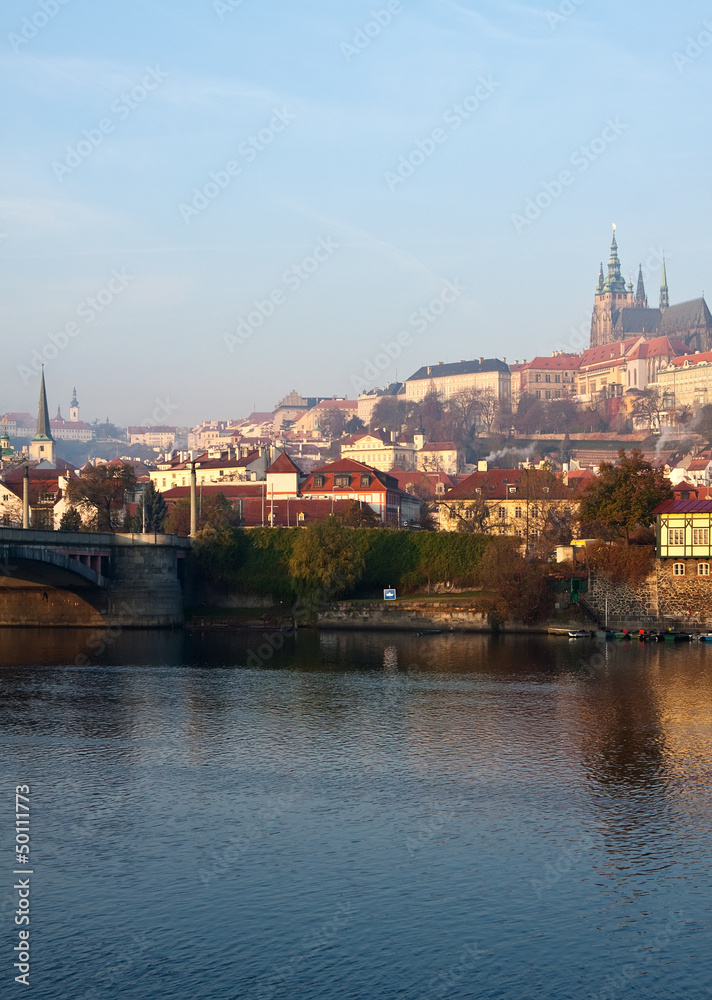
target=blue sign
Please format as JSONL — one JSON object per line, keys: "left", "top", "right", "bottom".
{"left": 383, "top": 589, "right": 396, "bottom": 601}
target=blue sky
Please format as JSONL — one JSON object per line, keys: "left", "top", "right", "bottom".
{"left": 2, "top": 0, "right": 712, "bottom": 426}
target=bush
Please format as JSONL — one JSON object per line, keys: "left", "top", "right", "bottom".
{"left": 585, "top": 542, "right": 654, "bottom": 586}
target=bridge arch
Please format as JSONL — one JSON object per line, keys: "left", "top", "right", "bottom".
{"left": 0, "top": 545, "right": 107, "bottom": 589}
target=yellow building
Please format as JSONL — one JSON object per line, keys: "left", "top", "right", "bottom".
{"left": 655, "top": 498, "right": 712, "bottom": 567}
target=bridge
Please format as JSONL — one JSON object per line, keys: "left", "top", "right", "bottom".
{"left": 0, "top": 527, "right": 191, "bottom": 627}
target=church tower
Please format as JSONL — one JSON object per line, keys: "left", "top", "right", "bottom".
{"left": 69, "top": 387, "right": 79, "bottom": 423}
{"left": 29, "top": 369, "right": 56, "bottom": 465}
{"left": 659, "top": 256, "right": 669, "bottom": 310}
{"left": 634, "top": 264, "right": 647, "bottom": 307}
{"left": 590, "top": 226, "right": 635, "bottom": 347}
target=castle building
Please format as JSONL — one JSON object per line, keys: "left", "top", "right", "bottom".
{"left": 589, "top": 227, "right": 712, "bottom": 353}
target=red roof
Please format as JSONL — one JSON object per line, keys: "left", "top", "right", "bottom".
{"left": 266, "top": 452, "right": 302, "bottom": 475}
{"left": 314, "top": 399, "right": 357, "bottom": 410}
{"left": 625, "top": 336, "right": 687, "bottom": 361}
{"left": 421, "top": 441, "right": 457, "bottom": 451}
{"left": 652, "top": 499, "right": 712, "bottom": 514}
{"left": 668, "top": 350, "right": 712, "bottom": 367}
{"left": 444, "top": 468, "right": 576, "bottom": 501}
{"left": 579, "top": 339, "right": 640, "bottom": 367}
{"left": 524, "top": 354, "right": 581, "bottom": 370}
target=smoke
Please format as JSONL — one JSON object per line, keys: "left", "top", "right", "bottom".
{"left": 654, "top": 425, "right": 678, "bottom": 460}
{"left": 483, "top": 445, "right": 535, "bottom": 465}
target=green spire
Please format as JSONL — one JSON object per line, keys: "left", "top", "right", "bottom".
{"left": 660, "top": 255, "right": 669, "bottom": 310}
{"left": 603, "top": 225, "right": 626, "bottom": 293}
{"left": 596, "top": 262, "right": 604, "bottom": 293}
{"left": 33, "top": 368, "right": 53, "bottom": 442}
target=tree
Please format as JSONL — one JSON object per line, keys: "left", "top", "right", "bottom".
{"left": 59, "top": 507, "right": 82, "bottom": 531}
{"left": 695, "top": 403, "right": 712, "bottom": 445}
{"left": 371, "top": 396, "right": 410, "bottom": 433}
{"left": 477, "top": 537, "right": 553, "bottom": 627}
{"left": 140, "top": 480, "right": 168, "bottom": 532}
{"left": 319, "top": 409, "right": 346, "bottom": 440}
{"left": 288, "top": 516, "right": 365, "bottom": 598}
{"left": 65, "top": 463, "right": 136, "bottom": 533}
{"left": 334, "top": 499, "right": 381, "bottom": 528}
{"left": 345, "top": 415, "right": 365, "bottom": 435}
{"left": 631, "top": 387, "right": 666, "bottom": 432}
{"left": 477, "top": 388, "right": 500, "bottom": 434}
{"left": 164, "top": 492, "right": 241, "bottom": 537}
{"left": 577, "top": 448, "right": 673, "bottom": 541}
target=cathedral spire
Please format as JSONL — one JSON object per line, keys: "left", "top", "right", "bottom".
{"left": 596, "top": 262, "right": 604, "bottom": 293}
{"left": 29, "top": 367, "right": 56, "bottom": 465}
{"left": 603, "top": 224, "right": 626, "bottom": 293}
{"left": 660, "top": 255, "right": 669, "bottom": 310}
{"left": 635, "top": 264, "right": 647, "bottom": 307}
{"left": 34, "top": 367, "right": 53, "bottom": 442}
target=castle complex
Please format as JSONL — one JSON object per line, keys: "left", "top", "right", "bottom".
{"left": 590, "top": 227, "right": 712, "bottom": 352}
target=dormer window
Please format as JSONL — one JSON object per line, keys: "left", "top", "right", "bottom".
{"left": 334, "top": 474, "right": 350, "bottom": 488}
{"left": 314, "top": 474, "right": 325, "bottom": 488}
{"left": 360, "top": 474, "right": 371, "bottom": 487}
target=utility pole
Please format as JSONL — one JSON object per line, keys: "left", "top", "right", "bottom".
{"left": 189, "top": 462, "right": 197, "bottom": 537}
{"left": 22, "top": 466, "right": 30, "bottom": 529}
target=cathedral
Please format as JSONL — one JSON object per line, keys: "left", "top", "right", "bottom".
{"left": 589, "top": 227, "right": 712, "bottom": 352}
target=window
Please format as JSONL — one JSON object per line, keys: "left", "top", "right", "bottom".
{"left": 555, "top": 374, "right": 561, "bottom": 383}
{"left": 531, "top": 505, "right": 539, "bottom": 518}
{"left": 498, "top": 506, "right": 506, "bottom": 519}
{"left": 464, "top": 508, "right": 473, "bottom": 519}
{"left": 545, "top": 374, "right": 551, "bottom": 383}
{"left": 698, "top": 563, "right": 710, "bottom": 576}
{"left": 334, "top": 475, "right": 350, "bottom": 488}
{"left": 535, "top": 374, "right": 541, "bottom": 382}
{"left": 535, "top": 390, "right": 542, "bottom": 399}
{"left": 673, "top": 563, "right": 686, "bottom": 576}
{"left": 515, "top": 506, "right": 522, "bottom": 518}
{"left": 693, "top": 528, "right": 709, "bottom": 546}
{"left": 669, "top": 528, "right": 685, "bottom": 545}
{"left": 545, "top": 391, "right": 551, "bottom": 400}
{"left": 313, "top": 474, "right": 325, "bottom": 488}
{"left": 360, "top": 474, "right": 371, "bottom": 487}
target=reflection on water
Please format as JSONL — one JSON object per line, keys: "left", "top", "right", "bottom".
{"left": 1, "top": 629, "right": 711, "bottom": 999}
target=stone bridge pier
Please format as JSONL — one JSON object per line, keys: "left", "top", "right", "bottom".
{"left": 0, "top": 528, "right": 191, "bottom": 628}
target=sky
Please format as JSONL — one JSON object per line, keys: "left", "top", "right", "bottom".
{"left": 2, "top": 0, "right": 712, "bottom": 428}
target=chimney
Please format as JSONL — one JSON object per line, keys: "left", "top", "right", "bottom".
{"left": 477, "top": 460, "right": 488, "bottom": 472}
{"left": 478, "top": 357, "right": 484, "bottom": 364}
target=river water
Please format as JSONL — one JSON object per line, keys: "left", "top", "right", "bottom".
{"left": 1, "top": 628, "right": 711, "bottom": 999}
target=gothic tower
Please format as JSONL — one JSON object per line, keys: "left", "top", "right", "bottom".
{"left": 659, "top": 256, "right": 669, "bottom": 310}
{"left": 29, "top": 368, "right": 56, "bottom": 464}
{"left": 589, "top": 226, "right": 635, "bottom": 347}
{"left": 634, "top": 264, "right": 647, "bottom": 307}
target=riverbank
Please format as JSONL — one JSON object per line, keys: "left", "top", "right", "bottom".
{"left": 187, "top": 596, "right": 594, "bottom": 634}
